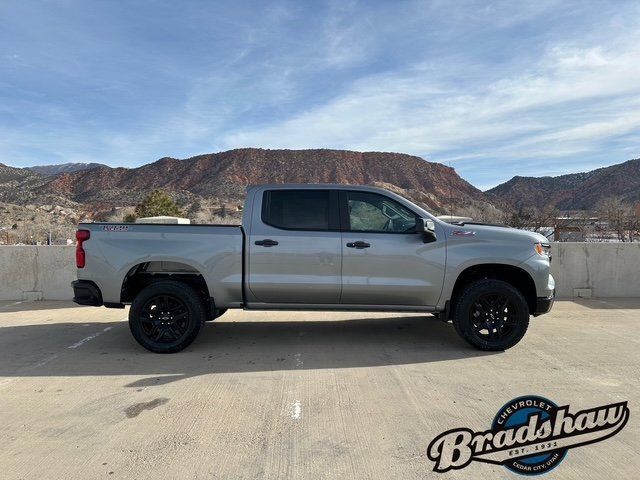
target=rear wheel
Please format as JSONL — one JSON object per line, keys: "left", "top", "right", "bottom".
{"left": 452, "top": 279, "right": 529, "bottom": 351}
{"left": 129, "top": 281, "right": 206, "bottom": 353}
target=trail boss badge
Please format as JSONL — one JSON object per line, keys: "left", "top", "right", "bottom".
{"left": 427, "top": 395, "right": 629, "bottom": 476}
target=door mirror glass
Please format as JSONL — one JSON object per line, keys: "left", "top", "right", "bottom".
{"left": 417, "top": 218, "right": 437, "bottom": 242}
{"left": 416, "top": 218, "right": 435, "bottom": 232}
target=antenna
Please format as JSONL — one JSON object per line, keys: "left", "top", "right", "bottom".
{"left": 449, "top": 161, "right": 453, "bottom": 220}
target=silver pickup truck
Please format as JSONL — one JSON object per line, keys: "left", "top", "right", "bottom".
{"left": 72, "top": 184, "right": 555, "bottom": 353}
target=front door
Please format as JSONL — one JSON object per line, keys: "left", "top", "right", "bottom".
{"left": 340, "top": 190, "right": 446, "bottom": 306}
{"left": 247, "top": 189, "right": 342, "bottom": 304}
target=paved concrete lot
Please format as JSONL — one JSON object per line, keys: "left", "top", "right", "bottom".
{"left": 0, "top": 299, "right": 638, "bottom": 479}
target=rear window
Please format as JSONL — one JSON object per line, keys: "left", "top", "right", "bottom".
{"left": 262, "top": 190, "right": 330, "bottom": 230}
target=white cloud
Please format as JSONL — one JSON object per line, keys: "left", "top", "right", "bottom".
{"left": 321, "top": 0, "right": 373, "bottom": 67}
{"left": 2, "top": 0, "right": 639, "bottom": 188}
{"left": 220, "top": 15, "right": 640, "bottom": 182}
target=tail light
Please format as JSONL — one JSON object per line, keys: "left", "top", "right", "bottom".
{"left": 76, "top": 229, "right": 90, "bottom": 268}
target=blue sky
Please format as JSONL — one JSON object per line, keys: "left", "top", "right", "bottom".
{"left": 1, "top": 0, "right": 639, "bottom": 189}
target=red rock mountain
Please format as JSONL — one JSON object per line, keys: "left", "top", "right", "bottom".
{"left": 35, "top": 148, "right": 490, "bottom": 214}
{"left": 5, "top": 151, "right": 639, "bottom": 218}
{"left": 487, "top": 158, "right": 640, "bottom": 211}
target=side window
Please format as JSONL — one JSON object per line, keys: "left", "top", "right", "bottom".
{"left": 263, "top": 190, "right": 330, "bottom": 230}
{"left": 347, "top": 191, "right": 417, "bottom": 233}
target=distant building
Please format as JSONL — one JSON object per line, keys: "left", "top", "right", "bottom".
{"left": 552, "top": 216, "right": 598, "bottom": 241}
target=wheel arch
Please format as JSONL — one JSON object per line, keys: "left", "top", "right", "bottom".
{"left": 449, "top": 263, "right": 537, "bottom": 316}
{"left": 121, "top": 260, "right": 214, "bottom": 314}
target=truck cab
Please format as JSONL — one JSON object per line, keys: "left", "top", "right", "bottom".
{"left": 244, "top": 185, "right": 445, "bottom": 308}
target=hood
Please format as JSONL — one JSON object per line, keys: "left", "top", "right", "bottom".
{"left": 440, "top": 222, "right": 548, "bottom": 244}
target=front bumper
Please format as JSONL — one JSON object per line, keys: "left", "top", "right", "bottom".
{"left": 533, "top": 289, "right": 555, "bottom": 316}
{"left": 71, "top": 280, "right": 103, "bottom": 306}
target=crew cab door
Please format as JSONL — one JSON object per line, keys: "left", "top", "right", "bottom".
{"left": 339, "top": 190, "right": 446, "bottom": 306}
{"left": 246, "top": 189, "right": 342, "bottom": 304}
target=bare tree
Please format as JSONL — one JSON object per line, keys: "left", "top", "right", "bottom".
{"left": 457, "top": 203, "right": 505, "bottom": 224}
{"left": 597, "top": 196, "right": 633, "bottom": 242}
{"left": 622, "top": 203, "right": 640, "bottom": 242}
{"left": 505, "top": 206, "right": 559, "bottom": 235}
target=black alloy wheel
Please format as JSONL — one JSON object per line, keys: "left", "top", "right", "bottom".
{"left": 469, "top": 293, "right": 518, "bottom": 343}
{"left": 140, "top": 294, "right": 190, "bottom": 343}
{"left": 452, "top": 279, "right": 530, "bottom": 351}
{"left": 129, "top": 280, "right": 206, "bottom": 353}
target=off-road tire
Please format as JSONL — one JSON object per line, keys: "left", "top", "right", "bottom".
{"left": 129, "top": 280, "right": 206, "bottom": 353}
{"left": 452, "top": 279, "right": 529, "bottom": 351}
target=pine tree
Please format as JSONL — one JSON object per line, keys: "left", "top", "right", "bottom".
{"left": 124, "top": 190, "right": 184, "bottom": 222}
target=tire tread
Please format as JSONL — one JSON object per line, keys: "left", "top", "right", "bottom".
{"left": 129, "top": 280, "right": 206, "bottom": 353}
{"left": 452, "top": 279, "right": 529, "bottom": 351}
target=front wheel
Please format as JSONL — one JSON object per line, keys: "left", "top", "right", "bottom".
{"left": 129, "top": 280, "right": 206, "bottom": 353}
{"left": 452, "top": 279, "right": 529, "bottom": 351}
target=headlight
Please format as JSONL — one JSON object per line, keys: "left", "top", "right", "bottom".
{"left": 534, "top": 242, "right": 551, "bottom": 261}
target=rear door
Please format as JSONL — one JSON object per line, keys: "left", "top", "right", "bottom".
{"left": 339, "top": 190, "right": 446, "bottom": 306}
{"left": 247, "top": 188, "right": 342, "bottom": 304}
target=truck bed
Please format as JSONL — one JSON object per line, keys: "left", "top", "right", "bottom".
{"left": 76, "top": 223, "right": 245, "bottom": 307}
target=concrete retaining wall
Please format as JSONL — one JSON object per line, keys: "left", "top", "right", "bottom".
{"left": 0, "top": 246, "right": 76, "bottom": 301}
{"left": 550, "top": 242, "right": 640, "bottom": 298}
{"left": 0, "top": 243, "right": 638, "bottom": 301}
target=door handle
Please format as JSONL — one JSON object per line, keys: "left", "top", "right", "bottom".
{"left": 346, "top": 241, "right": 371, "bottom": 249}
{"left": 255, "top": 239, "right": 279, "bottom": 247}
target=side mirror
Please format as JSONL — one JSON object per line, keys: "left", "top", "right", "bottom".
{"left": 417, "top": 218, "right": 437, "bottom": 243}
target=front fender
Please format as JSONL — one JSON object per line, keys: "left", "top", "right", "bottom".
{"left": 436, "top": 235, "right": 538, "bottom": 310}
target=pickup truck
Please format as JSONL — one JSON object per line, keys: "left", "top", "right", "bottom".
{"left": 72, "top": 184, "right": 555, "bottom": 353}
